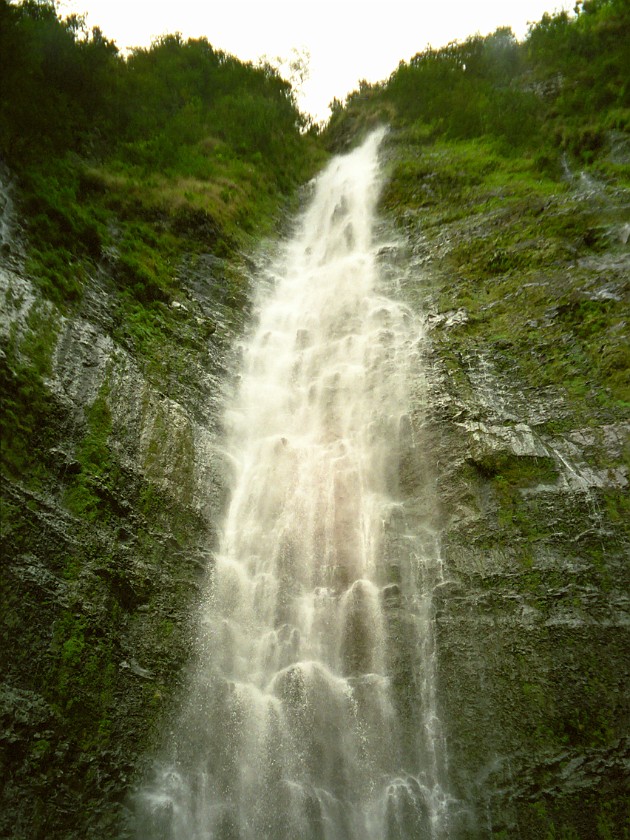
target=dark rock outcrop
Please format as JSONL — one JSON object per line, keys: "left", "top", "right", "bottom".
{"left": 1, "top": 130, "right": 628, "bottom": 839}
{"left": 0, "top": 164, "right": 251, "bottom": 838}
{"left": 384, "top": 135, "right": 629, "bottom": 836}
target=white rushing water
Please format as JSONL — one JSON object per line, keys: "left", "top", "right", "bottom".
{"left": 136, "top": 128, "right": 455, "bottom": 840}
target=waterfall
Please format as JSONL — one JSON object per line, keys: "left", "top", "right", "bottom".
{"left": 135, "top": 128, "right": 456, "bottom": 839}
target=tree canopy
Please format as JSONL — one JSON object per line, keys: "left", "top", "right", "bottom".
{"left": 324, "top": 0, "right": 629, "bottom": 160}
{"left": 0, "top": 0, "right": 308, "bottom": 177}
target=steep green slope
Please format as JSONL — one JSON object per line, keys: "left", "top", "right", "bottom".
{"left": 1, "top": 0, "right": 628, "bottom": 836}
{"left": 0, "top": 2, "right": 323, "bottom": 836}
{"left": 322, "top": 1, "right": 629, "bottom": 835}
{"left": 380, "top": 131, "right": 628, "bottom": 836}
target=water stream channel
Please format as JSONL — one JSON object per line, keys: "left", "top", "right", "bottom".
{"left": 136, "top": 129, "right": 457, "bottom": 840}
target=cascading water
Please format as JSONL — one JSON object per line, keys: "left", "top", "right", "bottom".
{"left": 135, "top": 128, "right": 457, "bottom": 839}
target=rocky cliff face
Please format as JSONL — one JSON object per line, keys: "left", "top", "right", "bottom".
{"left": 1, "top": 128, "right": 628, "bottom": 840}
{"left": 383, "top": 134, "right": 629, "bottom": 837}
{"left": 0, "top": 162, "right": 254, "bottom": 838}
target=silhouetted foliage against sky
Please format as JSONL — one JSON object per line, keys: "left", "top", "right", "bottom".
{"left": 0, "top": 0, "right": 307, "bottom": 175}
{"left": 325, "top": 0, "right": 629, "bottom": 158}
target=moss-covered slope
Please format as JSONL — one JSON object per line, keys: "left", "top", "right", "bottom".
{"left": 0, "top": 4, "right": 323, "bottom": 836}
{"left": 1, "top": 0, "right": 628, "bottom": 837}
{"left": 378, "top": 124, "right": 629, "bottom": 837}
{"left": 323, "top": 7, "right": 629, "bottom": 830}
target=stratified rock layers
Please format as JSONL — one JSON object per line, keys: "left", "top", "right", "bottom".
{"left": 388, "top": 142, "right": 629, "bottom": 836}
{"left": 1, "top": 162, "right": 250, "bottom": 837}
{"left": 1, "top": 134, "right": 628, "bottom": 838}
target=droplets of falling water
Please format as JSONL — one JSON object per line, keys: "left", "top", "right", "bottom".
{"left": 134, "top": 128, "right": 455, "bottom": 840}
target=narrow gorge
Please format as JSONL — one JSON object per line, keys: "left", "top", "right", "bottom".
{"left": 1, "top": 2, "right": 628, "bottom": 838}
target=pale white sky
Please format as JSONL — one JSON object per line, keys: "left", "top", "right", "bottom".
{"left": 61, "top": 0, "right": 574, "bottom": 122}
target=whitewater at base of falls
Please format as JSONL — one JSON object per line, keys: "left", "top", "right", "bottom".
{"left": 134, "top": 128, "right": 462, "bottom": 840}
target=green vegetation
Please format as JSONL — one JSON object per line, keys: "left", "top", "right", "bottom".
{"left": 376, "top": 131, "right": 629, "bottom": 432}
{"left": 49, "top": 608, "right": 117, "bottom": 748}
{"left": 63, "top": 382, "right": 117, "bottom": 522}
{"left": 325, "top": 0, "right": 629, "bottom": 160}
{"left": 324, "top": 1, "right": 628, "bottom": 425}
{"left": 1, "top": 0, "right": 628, "bottom": 836}
{"left": 1, "top": 0, "right": 324, "bottom": 317}
{"left": 1, "top": 297, "right": 60, "bottom": 482}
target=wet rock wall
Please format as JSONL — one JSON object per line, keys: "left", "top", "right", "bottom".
{"left": 387, "top": 136, "right": 629, "bottom": 837}
{"left": 0, "top": 165, "right": 250, "bottom": 838}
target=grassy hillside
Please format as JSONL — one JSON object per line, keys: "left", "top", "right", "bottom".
{"left": 326, "top": 0, "right": 628, "bottom": 160}
{"left": 1, "top": 0, "right": 325, "bottom": 500}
